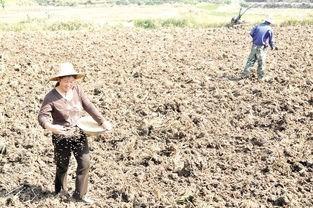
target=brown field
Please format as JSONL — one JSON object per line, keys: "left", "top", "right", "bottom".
{"left": 0, "top": 25, "right": 312, "bottom": 207}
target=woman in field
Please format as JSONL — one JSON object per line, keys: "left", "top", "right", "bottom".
{"left": 38, "top": 62, "right": 111, "bottom": 204}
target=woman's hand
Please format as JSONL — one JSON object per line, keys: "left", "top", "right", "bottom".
{"left": 46, "top": 124, "right": 68, "bottom": 135}
{"left": 101, "top": 120, "right": 113, "bottom": 132}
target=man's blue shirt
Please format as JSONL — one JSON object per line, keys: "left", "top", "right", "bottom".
{"left": 250, "top": 23, "right": 274, "bottom": 48}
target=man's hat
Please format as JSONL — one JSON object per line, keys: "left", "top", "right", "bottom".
{"left": 264, "top": 17, "right": 273, "bottom": 24}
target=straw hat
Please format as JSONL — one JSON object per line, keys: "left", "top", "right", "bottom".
{"left": 77, "top": 116, "right": 110, "bottom": 136}
{"left": 50, "top": 62, "right": 84, "bottom": 81}
{"left": 264, "top": 17, "right": 273, "bottom": 24}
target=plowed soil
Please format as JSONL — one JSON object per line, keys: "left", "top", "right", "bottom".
{"left": 0, "top": 25, "right": 312, "bottom": 207}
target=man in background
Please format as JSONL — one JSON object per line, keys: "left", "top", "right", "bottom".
{"left": 241, "top": 18, "right": 275, "bottom": 80}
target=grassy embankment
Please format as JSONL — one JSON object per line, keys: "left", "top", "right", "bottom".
{"left": 0, "top": 1, "right": 313, "bottom": 31}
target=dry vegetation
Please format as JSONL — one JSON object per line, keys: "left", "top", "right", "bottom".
{"left": 0, "top": 25, "right": 312, "bottom": 207}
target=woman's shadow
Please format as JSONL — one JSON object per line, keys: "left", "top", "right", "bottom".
{"left": 0, "top": 182, "right": 55, "bottom": 205}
